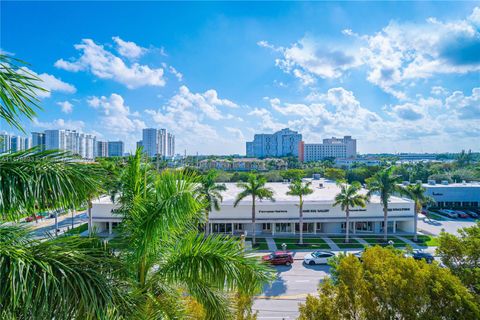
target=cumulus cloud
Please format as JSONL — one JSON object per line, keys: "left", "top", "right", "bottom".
{"left": 391, "top": 103, "right": 424, "bottom": 121}
{"left": 225, "top": 127, "right": 245, "bottom": 141}
{"left": 112, "top": 36, "right": 146, "bottom": 59}
{"left": 57, "top": 101, "right": 73, "bottom": 114}
{"left": 21, "top": 67, "right": 76, "bottom": 98}
{"left": 445, "top": 88, "right": 480, "bottom": 119}
{"left": 55, "top": 39, "right": 165, "bottom": 88}
{"left": 32, "top": 118, "right": 85, "bottom": 130}
{"left": 348, "top": 7, "right": 480, "bottom": 98}
{"left": 259, "top": 37, "right": 359, "bottom": 85}
{"left": 87, "top": 93, "right": 146, "bottom": 134}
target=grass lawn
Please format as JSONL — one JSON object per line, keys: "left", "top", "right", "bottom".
{"left": 64, "top": 223, "right": 88, "bottom": 236}
{"left": 274, "top": 237, "right": 330, "bottom": 250}
{"left": 329, "top": 237, "right": 365, "bottom": 249}
{"left": 357, "top": 235, "right": 407, "bottom": 248}
{"left": 246, "top": 238, "right": 269, "bottom": 250}
{"left": 404, "top": 235, "right": 439, "bottom": 247}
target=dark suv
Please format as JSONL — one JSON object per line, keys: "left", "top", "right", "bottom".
{"left": 262, "top": 252, "right": 294, "bottom": 266}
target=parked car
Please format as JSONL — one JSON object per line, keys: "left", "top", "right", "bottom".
{"left": 303, "top": 251, "right": 335, "bottom": 265}
{"left": 465, "top": 210, "right": 479, "bottom": 219}
{"left": 405, "top": 249, "right": 434, "bottom": 264}
{"left": 25, "top": 215, "right": 43, "bottom": 222}
{"left": 262, "top": 252, "right": 294, "bottom": 266}
{"left": 454, "top": 210, "right": 469, "bottom": 218}
{"left": 352, "top": 250, "right": 364, "bottom": 261}
{"left": 439, "top": 209, "right": 458, "bottom": 218}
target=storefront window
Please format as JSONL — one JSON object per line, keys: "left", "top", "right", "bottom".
{"left": 275, "top": 223, "right": 292, "bottom": 233}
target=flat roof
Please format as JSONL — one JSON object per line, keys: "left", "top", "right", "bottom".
{"left": 221, "top": 179, "right": 411, "bottom": 204}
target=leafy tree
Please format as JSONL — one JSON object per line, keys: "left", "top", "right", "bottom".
{"left": 281, "top": 169, "right": 305, "bottom": 182}
{"left": 287, "top": 180, "right": 313, "bottom": 244}
{"left": 456, "top": 149, "right": 473, "bottom": 167}
{"left": 298, "top": 247, "right": 480, "bottom": 320}
{"left": 324, "top": 168, "right": 346, "bottom": 181}
{"left": 234, "top": 174, "right": 275, "bottom": 245}
{"left": 199, "top": 170, "right": 227, "bottom": 235}
{"left": 333, "top": 182, "right": 367, "bottom": 243}
{"left": 405, "top": 183, "right": 434, "bottom": 241}
{"left": 436, "top": 222, "right": 480, "bottom": 295}
{"left": 366, "top": 167, "right": 406, "bottom": 241}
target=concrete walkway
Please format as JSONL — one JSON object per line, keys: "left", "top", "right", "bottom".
{"left": 265, "top": 237, "right": 278, "bottom": 251}
{"left": 395, "top": 235, "right": 422, "bottom": 249}
{"left": 354, "top": 237, "right": 369, "bottom": 246}
{"left": 322, "top": 237, "right": 340, "bottom": 250}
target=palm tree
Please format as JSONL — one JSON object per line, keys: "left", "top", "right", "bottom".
{"left": 366, "top": 168, "right": 406, "bottom": 241}
{"left": 287, "top": 179, "right": 313, "bottom": 245}
{"left": 406, "top": 183, "right": 434, "bottom": 242}
{"left": 1, "top": 54, "right": 125, "bottom": 318}
{"left": 333, "top": 181, "right": 367, "bottom": 243}
{"left": 199, "top": 170, "right": 227, "bottom": 235}
{"left": 233, "top": 174, "right": 275, "bottom": 245}
{"left": 114, "top": 152, "right": 271, "bottom": 318}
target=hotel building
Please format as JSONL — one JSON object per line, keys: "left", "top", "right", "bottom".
{"left": 90, "top": 179, "right": 415, "bottom": 236}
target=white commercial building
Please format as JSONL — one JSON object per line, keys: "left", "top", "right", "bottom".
{"left": 301, "top": 136, "right": 357, "bottom": 162}
{"left": 90, "top": 179, "right": 415, "bottom": 236}
{"left": 423, "top": 181, "right": 480, "bottom": 208}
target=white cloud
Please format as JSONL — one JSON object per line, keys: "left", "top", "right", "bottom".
{"left": 87, "top": 93, "right": 146, "bottom": 134}
{"left": 21, "top": 67, "right": 76, "bottom": 98}
{"left": 55, "top": 39, "right": 165, "bottom": 89}
{"left": 57, "top": 101, "right": 74, "bottom": 114}
{"left": 112, "top": 36, "right": 146, "bottom": 59}
{"left": 349, "top": 7, "right": 480, "bottom": 98}
{"left": 32, "top": 118, "right": 85, "bottom": 130}
{"left": 225, "top": 127, "right": 245, "bottom": 141}
{"left": 390, "top": 103, "right": 424, "bottom": 121}
{"left": 445, "top": 88, "right": 480, "bottom": 119}
{"left": 259, "top": 37, "right": 359, "bottom": 85}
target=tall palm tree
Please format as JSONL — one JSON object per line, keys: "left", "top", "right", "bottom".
{"left": 366, "top": 168, "right": 406, "bottom": 241}
{"left": 1, "top": 54, "right": 125, "bottom": 318}
{"left": 233, "top": 174, "right": 275, "bottom": 245}
{"left": 287, "top": 179, "right": 313, "bottom": 245}
{"left": 199, "top": 170, "right": 227, "bottom": 235}
{"left": 114, "top": 152, "right": 271, "bottom": 318}
{"left": 333, "top": 181, "right": 367, "bottom": 243}
{"left": 406, "top": 183, "right": 434, "bottom": 242}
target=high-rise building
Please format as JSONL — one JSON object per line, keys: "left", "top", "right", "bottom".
{"left": 0, "top": 132, "right": 11, "bottom": 153}
{"left": 95, "top": 141, "right": 109, "bottom": 158}
{"left": 11, "top": 136, "right": 29, "bottom": 152}
{"left": 141, "top": 128, "right": 175, "bottom": 158}
{"left": 45, "top": 129, "right": 95, "bottom": 159}
{"left": 246, "top": 128, "right": 302, "bottom": 158}
{"left": 31, "top": 132, "right": 46, "bottom": 151}
{"left": 301, "top": 136, "right": 357, "bottom": 162}
{"left": 108, "top": 141, "right": 124, "bottom": 157}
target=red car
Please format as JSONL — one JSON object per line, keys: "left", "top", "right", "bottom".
{"left": 25, "top": 215, "right": 43, "bottom": 222}
{"left": 262, "top": 252, "right": 294, "bottom": 266}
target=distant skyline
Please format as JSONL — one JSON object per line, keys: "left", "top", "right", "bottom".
{"left": 1, "top": 2, "right": 479, "bottom": 154}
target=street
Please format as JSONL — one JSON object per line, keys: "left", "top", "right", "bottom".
{"left": 23, "top": 211, "right": 88, "bottom": 239}
{"left": 254, "top": 253, "right": 331, "bottom": 319}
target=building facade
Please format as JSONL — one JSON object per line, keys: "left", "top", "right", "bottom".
{"left": 142, "top": 128, "right": 175, "bottom": 158}
{"left": 0, "top": 132, "right": 12, "bottom": 153}
{"left": 31, "top": 132, "right": 46, "bottom": 151}
{"left": 95, "top": 141, "right": 109, "bottom": 158}
{"left": 301, "top": 136, "right": 357, "bottom": 162}
{"left": 90, "top": 179, "right": 415, "bottom": 236}
{"left": 423, "top": 181, "right": 480, "bottom": 208}
{"left": 246, "top": 128, "right": 302, "bottom": 158}
{"left": 11, "top": 136, "right": 30, "bottom": 152}
{"left": 45, "top": 129, "right": 95, "bottom": 159}
{"left": 108, "top": 141, "right": 124, "bottom": 157}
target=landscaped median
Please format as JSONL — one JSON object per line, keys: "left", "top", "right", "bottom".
{"left": 330, "top": 237, "right": 365, "bottom": 249}
{"left": 273, "top": 237, "right": 330, "bottom": 250}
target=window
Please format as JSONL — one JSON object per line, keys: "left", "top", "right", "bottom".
{"left": 275, "top": 223, "right": 292, "bottom": 233}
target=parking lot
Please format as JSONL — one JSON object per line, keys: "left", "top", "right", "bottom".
{"left": 254, "top": 253, "right": 331, "bottom": 319}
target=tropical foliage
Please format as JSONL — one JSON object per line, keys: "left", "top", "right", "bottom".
{"left": 287, "top": 179, "right": 313, "bottom": 244}
{"left": 366, "top": 168, "right": 406, "bottom": 241}
{"left": 405, "top": 183, "right": 434, "bottom": 241}
{"left": 113, "top": 151, "right": 272, "bottom": 319}
{"left": 299, "top": 247, "right": 480, "bottom": 320}
{"left": 333, "top": 181, "right": 367, "bottom": 243}
{"left": 199, "top": 170, "right": 227, "bottom": 235}
{"left": 234, "top": 174, "right": 275, "bottom": 245}
{"left": 436, "top": 222, "right": 480, "bottom": 295}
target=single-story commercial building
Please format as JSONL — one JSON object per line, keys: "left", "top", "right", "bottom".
{"left": 90, "top": 179, "right": 415, "bottom": 236}
{"left": 423, "top": 181, "right": 480, "bottom": 208}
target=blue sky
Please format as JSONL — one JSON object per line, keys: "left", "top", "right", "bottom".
{"left": 1, "top": 1, "right": 479, "bottom": 154}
